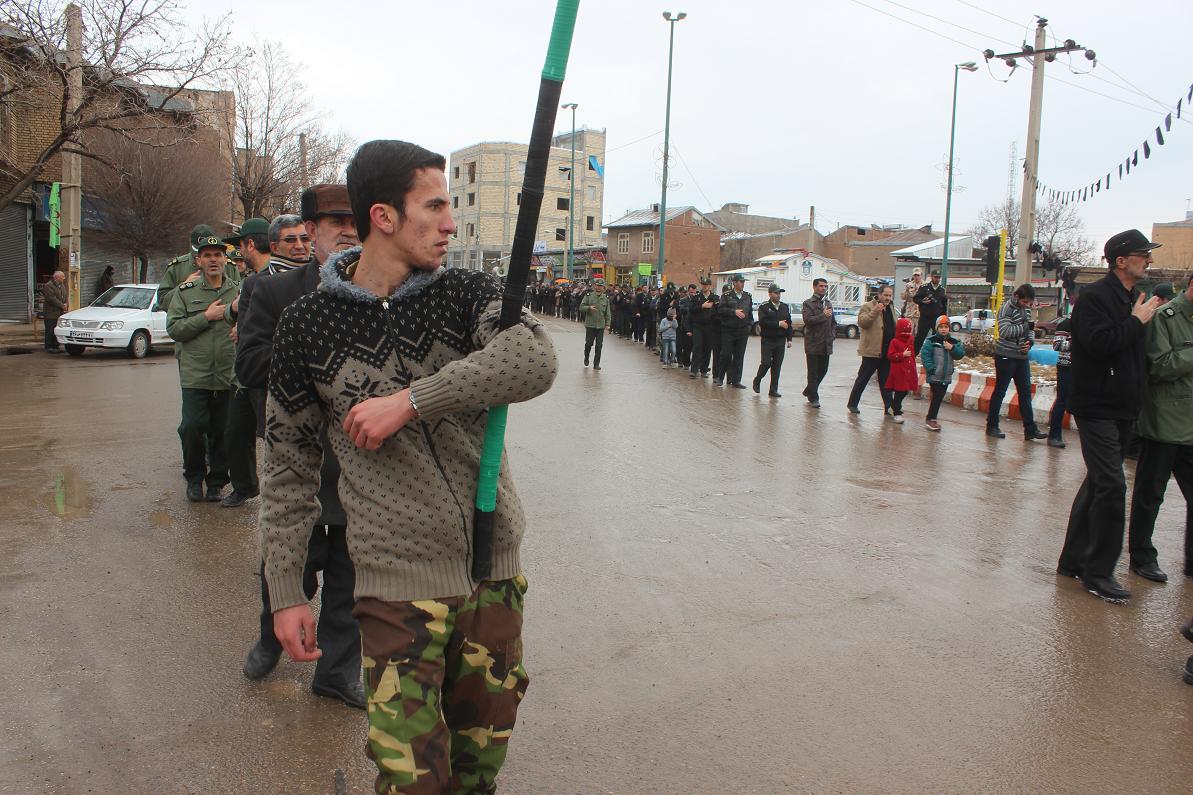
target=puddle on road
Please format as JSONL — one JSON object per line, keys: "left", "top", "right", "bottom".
{"left": 47, "top": 467, "right": 91, "bottom": 519}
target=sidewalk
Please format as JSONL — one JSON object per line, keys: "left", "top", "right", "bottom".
{"left": 0, "top": 322, "right": 43, "bottom": 353}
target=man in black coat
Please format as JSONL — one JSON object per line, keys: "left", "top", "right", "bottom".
{"left": 235, "top": 184, "right": 365, "bottom": 707}
{"left": 752, "top": 284, "right": 794, "bottom": 397}
{"left": 718, "top": 274, "right": 754, "bottom": 388}
{"left": 688, "top": 278, "right": 718, "bottom": 378}
{"left": 676, "top": 283, "right": 697, "bottom": 368}
{"left": 913, "top": 270, "right": 948, "bottom": 353}
{"left": 1057, "top": 229, "right": 1166, "bottom": 602}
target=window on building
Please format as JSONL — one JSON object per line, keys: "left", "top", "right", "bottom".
{"left": 453, "top": 166, "right": 460, "bottom": 180}
{"left": 468, "top": 249, "right": 479, "bottom": 269}
{"left": 452, "top": 196, "right": 459, "bottom": 209}
{"left": 642, "top": 230, "right": 655, "bottom": 254}
{"left": 466, "top": 193, "right": 475, "bottom": 207}
{"left": 617, "top": 233, "right": 629, "bottom": 254}
{"left": 516, "top": 193, "right": 521, "bottom": 206}
{"left": 466, "top": 222, "right": 475, "bottom": 239}
{"left": 856, "top": 228, "right": 866, "bottom": 236}
{"left": 586, "top": 187, "right": 596, "bottom": 202}
{"left": 588, "top": 158, "right": 596, "bottom": 171}
{"left": 557, "top": 197, "right": 569, "bottom": 211}
{"left": 555, "top": 228, "right": 567, "bottom": 241}
{"left": 843, "top": 285, "right": 861, "bottom": 303}
{"left": 517, "top": 160, "right": 526, "bottom": 175}
{"left": 467, "top": 162, "right": 477, "bottom": 183}
{"left": 586, "top": 216, "right": 594, "bottom": 232}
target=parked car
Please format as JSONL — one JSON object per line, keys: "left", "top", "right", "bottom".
{"left": 1034, "top": 316, "right": 1066, "bottom": 338}
{"left": 835, "top": 312, "right": 860, "bottom": 339}
{"left": 54, "top": 283, "right": 173, "bottom": 358}
{"left": 949, "top": 309, "right": 997, "bottom": 333}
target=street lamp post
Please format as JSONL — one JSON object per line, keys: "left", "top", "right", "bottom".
{"left": 561, "top": 102, "right": 578, "bottom": 280}
{"left": 658, "top": 10, "right": 686, "bottom": 285}
{"left": 940, "top": 61, "right": 978, "bottom": 289}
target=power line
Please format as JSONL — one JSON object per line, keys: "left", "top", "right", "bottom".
{"left": 605, "top": 129, "right": 664, "bottom": 155}
{"left": 1099, "top": 61, "right": 1175, "bottom": 113}
{"left": 843, "top": 0, "right": 983, "bottom": 52}
{"left": 877, "top": 0, "right": 1017, "bottom": 48}
{"left": 951, "top": 0, "right": 1022, "bottom": 30}
{"left": 669, "top": 143, "right": 715, "bottom": 211}
{"left": 1045, "top": 71, "right": 1192, "bottom": 121}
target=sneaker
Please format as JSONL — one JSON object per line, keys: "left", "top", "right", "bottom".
{"left": 925, "top": 419, "right": 941, "bottom": 431}
{"left": 892, "top": 414, "right": 904, "bottom": 424}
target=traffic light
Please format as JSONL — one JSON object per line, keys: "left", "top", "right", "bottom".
{"left": 984, "top": 235, "right": 1001, "bottom": 283}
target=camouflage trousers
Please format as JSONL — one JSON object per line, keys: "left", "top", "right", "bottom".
{"left": 354, "top": 576, "right": 529, "bottom": 794}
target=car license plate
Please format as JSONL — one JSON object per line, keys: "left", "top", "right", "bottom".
{"left": 70, "top": 332, "right": 93, "bottom": 342}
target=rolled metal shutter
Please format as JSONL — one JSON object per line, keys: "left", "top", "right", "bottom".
{"left": 0, "top": 202, "right": 32, "bottom": 322}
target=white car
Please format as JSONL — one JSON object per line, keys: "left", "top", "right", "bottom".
{"left": 949, "top": 309, "right": 997, "bottom": 333}
{"left": 55, "top": 283, "right": 173, "bottom": 358}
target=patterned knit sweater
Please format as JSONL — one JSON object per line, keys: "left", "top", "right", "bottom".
{"left": 259, "top": 247, "right": 558, "bottom": 610}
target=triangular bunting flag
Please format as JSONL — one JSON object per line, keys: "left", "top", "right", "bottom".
{"left": 1144, "top": 140, "right": 1152, "bottom": 158}
{"left": 1133, "top": 151, "right": 1138, "bottom": 166}
{"left": 1157, "top": 126, "right": 1165, "bottom": 145}
{"left": 1165, "top": 113, "right": 1172, "bottom": 131}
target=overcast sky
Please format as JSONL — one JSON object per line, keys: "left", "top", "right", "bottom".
{"left": 194, "top": 0, "right": 1191, "bottom": 248}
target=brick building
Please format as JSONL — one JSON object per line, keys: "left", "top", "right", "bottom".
{"left": 604, "top": 205, "right": 721, "bottom": 287}
{"left": 446, "top": 128, "right": 605, "bottom": 274}
{"left": 707, "top": 202, "right": 824, "bottom": 270}
{"left": 1152, "top": 212, "right": 1193, "bottom": 269}
{"left": 821, "top": 224, "right": 938, "bottom": 278}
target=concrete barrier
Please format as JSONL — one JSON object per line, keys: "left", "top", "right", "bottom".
{"left": 915, "top": 368, "right": 1070, "bottom": 428}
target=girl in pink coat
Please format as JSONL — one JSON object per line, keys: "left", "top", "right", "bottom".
{"left": 885, "top": 316, "right": 919, "bottom": 423}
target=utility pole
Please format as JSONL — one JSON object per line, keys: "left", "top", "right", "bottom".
{"left": 298, "top": 132, "right": 309, "bottom": 192}
{"left": 984, "top": 19, "right": 1093, "bottom": 286}
{"left": 657, "top": 11, "right": 686, "bottom": 284}
{"left": 61, "top": 3, "right": 83, "bottom": 310}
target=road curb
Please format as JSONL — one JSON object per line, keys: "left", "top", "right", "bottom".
{"left": 916, "top": 369, "right": 1068, "bottom": 428}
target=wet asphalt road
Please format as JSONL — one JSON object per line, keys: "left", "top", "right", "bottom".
{"left": 1, "top": 318, "right": 1191, "bottom": 794}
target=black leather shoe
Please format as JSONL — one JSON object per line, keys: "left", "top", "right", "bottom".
{"left": 1082, "top": 575, "right": 1131, "bottom": 602}
{"left": 313, "top": 677, "right": 367, "bottom": 710}
{"left": 1025, "top": 429, "right": 1048, "bottom": 441}
{"left": 242, "top": 641, "right": 281, "bottom": 680}
{"left": 986, "top": 427, "right": 1006, "bottom": 439}
{"left": 583, "top": 355, "right": 589, "bottom": 367}
{"left": 847, "top": 405, "right": 860, "bottom": 414}
{"left": 1180, "top": 617, "right": 1193, "bottom": 644}
{"left": 731, "top": 383, "right": 747, "bottom": 389}
{"left": 186, "top": 481, "right": 203, "bottom": 502}
{"left": 752, "top": 378, "right": 761, "bottom": 393}
{"left": 1056, "top": 564, "right": 1082, "bottom": 579}
{"left": 769, "top": 392, "right": 782, "bottom": 398}
{"left": 221, "top": 489, "right": 260, "bottom": 508}
{"left": 1184, "top": 655, "right": 1193, "bottom": 686}
{"left": 1130, "top": 562, "right": 1168, "bottom": 583}
{"left": 204, "top": 485, "right": 224, "bottom": 502}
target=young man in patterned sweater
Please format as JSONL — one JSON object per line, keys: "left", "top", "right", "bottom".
{"left": 259, "top": 140, "right": 558, "bottom": 793}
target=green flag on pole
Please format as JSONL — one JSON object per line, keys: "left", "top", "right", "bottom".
{"left": 49, "top": 182, "right": 61, "bottom": 248}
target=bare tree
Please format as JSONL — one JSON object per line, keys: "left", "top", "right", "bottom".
{"left": 968, "top": 196, "right": 1094, "bottom": 265}
{"left": 229, "top": 40, "right": 353, "bottom": 219}
{"left": 0, "top": 0, "right": 232, "bottom": 212}
{"left": 84, "top": 123, "right": 226, "bottom": 281}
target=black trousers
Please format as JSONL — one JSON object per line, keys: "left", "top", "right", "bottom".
{"left": 915, "top": 316, "right": 934, "bottom": 357}
{"left": 720, "top": 331, "right": 748, "bottom": 385}
{"left": 1128, "top": 438, "right": 1193, "bottom": 570}
{"left": 225, "top": 386, "right": 259, "bottom": 495}
{"left": 259, "top": 524, "right": 360, "bottom": 686}
{"left": 584, "top": 326, "right": 604, "bottom": 365}
{"left": 44, "top": 317, "right": 60, "bottom": 350}
{"left": 691, "top": 327, "right": 713, "bottom": 374}
{"left": 846, "top": 357, "right": 891, "bottom": 410}
{"left": 926, "top": 382, "right": 947, "bottom": 420}
{"left": 179, "top": 387, "right": 230, "bottom": 488}
{"left": 677, "top": 330, "right": 693, "bottom": 367}
{"left": 987, "top": 355, "right": 1038, "bottom": 432}
{"left": 754, "top": 337, "right": 786, "bottom": 393}
{"left": 632, "top": 315, "right": 645, "bottom": 342}
{"left": 804, "top": 353, "right": 830, "bottom": 402}
{"left": 1059, "top": 417, "right": 1134, "bottom": 579}
{"left": 645, "top": 318, "right": 657, "bottom": 349}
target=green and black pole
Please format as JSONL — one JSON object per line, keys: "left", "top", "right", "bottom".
{"left": 472, "top": 0, "right": 579, "bottom": 581}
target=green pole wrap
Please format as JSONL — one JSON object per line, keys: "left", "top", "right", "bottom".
{"left": 475, "top": 404, "right": 508, "bottom": 512}
{"left": 541, "top": 0, "right": 579, "bottom": 82}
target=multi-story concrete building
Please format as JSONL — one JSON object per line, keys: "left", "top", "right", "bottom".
{"left": 447, "top": 128, "right": 605, "bottom": 274}
{"left": 822, "top": 224, "right": 938, "bottom": 278}
{"left": 1152, "top": 212, "right": 1193, "bottom": 268}
{"left": 604, "top": 205, "right": 721, "bottom": 288}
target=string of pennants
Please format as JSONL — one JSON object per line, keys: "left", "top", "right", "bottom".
{"left": 1024, "top": 81, "right": 1192, "bottom": 205}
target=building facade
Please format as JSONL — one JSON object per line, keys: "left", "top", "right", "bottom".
{"left": 822, "top": 224, "right": 937, "bottom": 278}
{"left": 446, "top": 128, "right": 605, "bottom": 273}
{"left": 604, "top": 205, "right": 721, "bottom": 288}
{"left": 1152, "top": 213, "right": 1193, "bottom": 269}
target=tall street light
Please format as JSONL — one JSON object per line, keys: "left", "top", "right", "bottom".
{"left": 940, "top": 61, "right": 978, "bottom": 289}
{"left": 561, "top": 101, "right": 578, "bottom": 280}
{"left": 658, "top": 10, "right": 686, "bottom": 285}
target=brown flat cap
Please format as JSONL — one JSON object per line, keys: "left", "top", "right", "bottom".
{"left": 301, "top": 183, "right": 352, "bottom": 221}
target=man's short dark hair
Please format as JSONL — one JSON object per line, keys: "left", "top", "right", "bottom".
{"left": 242, "top": 233, "right": 268, "bottom": 254}
{"left": 812, "top": 278, "right": 827, "bottom": 287}
{"left": 347, "top": 140, "right": 447, "bottom": 241}
{"left": 1014, "top": 284, "right": 1036, "bottom": 300}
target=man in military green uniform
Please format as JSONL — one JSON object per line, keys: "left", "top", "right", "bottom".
{"left": 157, "top": 224, "right": 240, "bottom": 313}
{"left": 1128, "top": 273, "right": 1193, "bottom": 580}
{"left": 166, "top": 234, "right": 240, "bottom": 502}
{"left": 579, "top": 279, "right": 610, "bottom": 369}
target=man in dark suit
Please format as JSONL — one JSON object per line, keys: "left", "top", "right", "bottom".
{"left": 717, "top": 274, "right": 754, "bottom": 388}
{"left": 235, "top": 184, "right": 364, "bottom": 708}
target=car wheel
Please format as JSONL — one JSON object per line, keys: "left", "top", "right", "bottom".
{"left": 65, "top": 344, "right": 85, "bottom": 357}
{"left": 127, "top": 329, "right": 150, "bottom": 359}
{"left": 1035, "top": 328, "right": 1044, "bottom": 339}
{"left": 845, "top": 325, "right": 859, "bottom": 339}
{"left": 951, "top": 322, "right": 962, "bottom": 332}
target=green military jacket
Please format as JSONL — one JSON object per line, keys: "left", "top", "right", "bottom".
{"left": 1138, "top": 292, "right": 1193, "bottom": 445}
{"left": 157, "top": 252, "right": 239, "bottom": 313}
{"left": 579, "top": 291, "right": 610, "bottom": 329}
{"left": 166, "top": 274, "right": 239, "bottom": 391}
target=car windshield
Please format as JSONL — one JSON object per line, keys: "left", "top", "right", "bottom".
{"left": 92, "top": 286, "right": 153, "bottom": 310}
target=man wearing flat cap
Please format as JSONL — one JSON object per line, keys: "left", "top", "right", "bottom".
{"left": 234, "top": 184, "right": 364, "bottom": 708}
{"left": 752, "top": 283, "right": 793, "bottom": 397}
{"left": 157, "top": 223, "right": 240, "bottom": 313}
{"left": 1058, "top": 229, "right": 1166, "bottom": 603}
{"left": 717, "top": 274, "right": 754, "bottom": 388}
